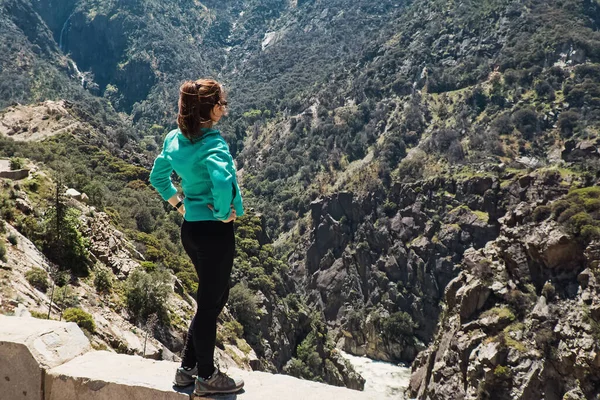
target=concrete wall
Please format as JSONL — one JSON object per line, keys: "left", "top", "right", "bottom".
{"left": 0, "top": 316, "right": 383, "bottom": 400}
{"left": 0, "top": 316, "right": 91, "bottom": 400}
{"left": 0, "top": 169, "right": 30, "bottom": 180}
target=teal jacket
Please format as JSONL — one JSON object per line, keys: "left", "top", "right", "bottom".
{"left": 149, "top": 128, "right": 244, "bottom": 221}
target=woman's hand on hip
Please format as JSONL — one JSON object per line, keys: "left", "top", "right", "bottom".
{"left": 208, "top": 204, "right": 236, "bottom": 223}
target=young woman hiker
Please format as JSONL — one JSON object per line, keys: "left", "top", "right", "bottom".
{"left": 149, "top": 79, "right": 244, "bottom": 396}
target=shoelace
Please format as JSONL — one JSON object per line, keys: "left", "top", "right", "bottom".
{"left": 214, "top": 359, "right": 230, "bottom": 376}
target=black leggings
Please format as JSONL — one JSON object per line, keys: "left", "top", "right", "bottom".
{"left": 180, "top": 219, "right": 235, "bottom": 377}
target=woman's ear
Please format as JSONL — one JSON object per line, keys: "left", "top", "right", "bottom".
{"left": 210, "top": 104, "right": 223, "bottom": 122}
{"left": 210, "top": 105, "right": 218, "bottom": 121}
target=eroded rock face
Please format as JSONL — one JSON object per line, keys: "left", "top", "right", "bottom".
{"left": 81, "top": 211, "right": 141, "bottom": 278}
{"left": 296, "top": 173, "right": 510, "bottom": 364}
{"left": 524, "top": 221, "right": 584, "bottom": 270}
{"left": 408, "top": 191, "right": 600, "bottom": 400}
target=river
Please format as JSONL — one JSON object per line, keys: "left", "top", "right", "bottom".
{"left": 339, "top": 350, "right": 412, "bottom": 399}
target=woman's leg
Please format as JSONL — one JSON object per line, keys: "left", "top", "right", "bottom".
{"left": 180, "top": 220, "right": 235, "bottom": 377}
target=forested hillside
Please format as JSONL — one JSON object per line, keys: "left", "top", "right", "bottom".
{"left": 1, "top": 0, "right": 600, "bottom": 397}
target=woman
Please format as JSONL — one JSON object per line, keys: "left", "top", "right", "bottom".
{"left": 149, "top": 79, "right": 244, "bottom": 396}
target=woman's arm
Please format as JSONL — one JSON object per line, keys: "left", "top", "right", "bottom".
{"left": 167, "top": 194, "right": 185, "bottom": 215}
{"left": 206, "top": 149, "right": 234, "bottom": 221}
{"left": 149, "top": 151, "right": 178, "bottom": 201}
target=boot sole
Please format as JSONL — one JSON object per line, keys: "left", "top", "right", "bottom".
{"left": 193, "top": 385, "right": 244, "bottom": 396}
{"left": 173, "top": 380, "right": 195, "bottom": 387}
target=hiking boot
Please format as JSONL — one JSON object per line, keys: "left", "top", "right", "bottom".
{"left": 194, "top": 368, "right": 244, "bottom": 396}
{"left": 173, "top": 365, "right": 197, "bottom": 387}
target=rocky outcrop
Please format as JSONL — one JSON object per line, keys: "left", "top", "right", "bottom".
{"left": 293, "top": 169, "right": 590, "bottom": 374}
{"left": 295, "top": 174, "right": 505, "bottom": 363}
{"left": 562, "top": 138, "right": 600, "bottom": 162}
{"left": 80, "top": 210, "right": 141, "bottom": 278}
{"left": 0, "top": 100, "right": 85, "bottom": 142}
{"left": 408, "top": 192, "right": 600, "bottom": 399}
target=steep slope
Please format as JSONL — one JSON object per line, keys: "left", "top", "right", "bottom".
{"left": 235, "top": 0, "right": 600, "bottom": 370}
{"left": 409, "top": 183, "right": 600, "bottom": 400}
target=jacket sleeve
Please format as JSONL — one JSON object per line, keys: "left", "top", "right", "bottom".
{"left": 149, "top": 150, "right": 178, "bottom": 201}
{"left": 206, "top": 149, "right": 234, "bottom": 220}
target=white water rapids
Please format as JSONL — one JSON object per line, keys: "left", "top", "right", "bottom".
{"left": 339, "top": 350, "right": 412, "bottom": 399}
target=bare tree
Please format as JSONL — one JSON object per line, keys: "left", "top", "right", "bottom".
{"left": 143, "top": 313, "right": 159, "bottom": 358}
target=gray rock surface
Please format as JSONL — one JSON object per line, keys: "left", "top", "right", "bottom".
{"left": 408, "top": 187, "right": 600, "bottom": 399}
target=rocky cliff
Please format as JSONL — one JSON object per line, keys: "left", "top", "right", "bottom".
{"left": 408, "top": 175, "right": 600, "bottom": 399}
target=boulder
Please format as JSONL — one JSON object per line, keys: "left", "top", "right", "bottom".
{"left": 531, "top": 296, "right": 550, "bottom": 321}
{"left": 525, "top": 222, "right": 583, "bottom": 270}
{"left": 456, "top": 278, "right": 491, "bottom": 321}
{"left": 15, "top": 198, "right": 33, "bottom": 214}
{"left": 563, "top": 139, "right": 600, "bottom": 161}
{"left": 65, "top": 188, "right": 82, "bottom": 199}
{"left": 0, "top": 316, "right": 91, "bottom": 400}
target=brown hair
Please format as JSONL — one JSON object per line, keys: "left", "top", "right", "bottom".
{"left": 177, "top": 79, "right": 226, "bottom": 142}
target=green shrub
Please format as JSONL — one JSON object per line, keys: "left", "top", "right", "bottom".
{"left": 0, "top": 240, "right": 6, "bottom": 262}
{"left": 63, "top": 308, "right": 95, "bottom": 333}
{"left": 94, "top": 269, "right": 113, "bottom": 294}
{"left": 557, "top": 111, "right": 580, "bottom": 137}
{"left": 541, "top": 281, "right": 556, "bottom": 300}
{"left": 382, "top": 311, "right": 416, "bottom": 339}
{"left": 30, "top": 311, "right": 49, "bottom": 319}
{"left": 284, "top": 330, "right": 323, "bottom": 382}
{"left": 382, "top": 201, "right": 397, "bottom": 217}
{"left": 7, "top": 233, "right": 17, "bottom": 245}
{"left": 220, "top": 320, "right": 244, "bottom": 344}
{"left": 54, "top": 285, "right": 80, "bottom": 308}
{"left": 491, "top": 113, "right": 514, "bottom": 135}
{"left": 25, "top": 267, "right": 49, "bottom": 292}
{"left": 9, "top": 157, "right": 24, "bottom": 170}
{"left": 493, "top": 365, "right": 511, "bottom": 380}
{"left": 125, "top": 268, "right": 171, "bottom": 323}
{"left": 505, "top": 289, "right": 534, "bottom": 318}
{"left": 532, "top": 205, "right": 551, "bottom": 222}
{"left": 228, "top": 283, "right": 259, "bottom": 329}
{"left": 581, "top": 225, "right": 600, "bottom": 243}
{"left": 512, "top": 108, "right": 539, "bottom": 139}
{"left": 140, "top": 261, "right": 157, "bottom": 272}
{"left": 396, "top": 151, "right": 426, "bottom": 183}
{"left": 175, "top": 269, "right": 198, "bottom": 294}
{"left": 42, "top": 207, "right": 90, "bottom": 276}
{"left": 552, "top": 187, "right": 600, "bottom": 244}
